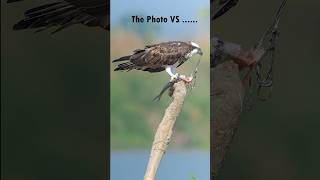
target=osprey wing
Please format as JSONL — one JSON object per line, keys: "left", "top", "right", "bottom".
{"left": 64, "top": 0, "right": 109, "bottom": 29}
{"left": 137, "top": 41, "right": 192, "bottom": 66}
{"left": 211, "top": 0, "right": 239, "bottom": 20}
{"left": 7, "top": 0, "right": 109, "bottom": 33}
{"left": 113, "top": 42, "right": 193, "bottom": 72}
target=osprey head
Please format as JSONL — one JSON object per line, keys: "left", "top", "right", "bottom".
{"left": 189, "top": 41, "right": 203, "bottom": 56}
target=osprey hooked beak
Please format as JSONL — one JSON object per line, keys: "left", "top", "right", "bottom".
{"left": 190, "top": 41, "right": 203, "bottom": 56}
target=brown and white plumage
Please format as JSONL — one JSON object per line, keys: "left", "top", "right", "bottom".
{"left": 7, "top": 0, "right": 109, "bottom": 33}
{"left": 113, "top": 41, "right": 203, "bottom": 74}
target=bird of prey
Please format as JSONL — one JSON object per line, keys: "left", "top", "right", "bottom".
{"left": 211, "top": 0, "right": 239, "bottom": 20}
{"left": 7, "top": 0, "right": 109, "bottom": 33}
{"left": 112, "top": 41, "right": 203, "bottom": 82}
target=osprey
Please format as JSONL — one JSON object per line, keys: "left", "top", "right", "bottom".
{"left": 7, "top": 0, "right": 109, "bottom": 33}
{"left": 211, "top": 0, "right": 239, "bottom": 20}
{"left": 113, "top": 41, "right": 203, "bottom": 82}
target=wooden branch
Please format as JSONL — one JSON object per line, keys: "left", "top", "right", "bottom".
{"left": 144, "top": 81, "right": 187, "bottom": 180}
{"left": 211, "top": 60, "right": 244, "bottom": 179}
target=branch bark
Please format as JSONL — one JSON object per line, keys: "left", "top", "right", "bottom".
{"left": 211, "top": 60, "right": 244, "bottom": 179}
{"left": 144, "top": 81, "right": 187, "bottom": 180}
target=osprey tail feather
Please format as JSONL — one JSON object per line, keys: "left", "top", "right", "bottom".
{"left": 112, "top": 55, "right": 131, "bottom": 62}
{"left": 114, "top": 62, "right": 135, "bottom": 71}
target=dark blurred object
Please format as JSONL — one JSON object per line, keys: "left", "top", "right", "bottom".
{"left": 2, "top": 0, "right": 109, "bottom": 179}
{"left": 244, "top": 0, "right": 286, "bottom": 110}
{"left": 210, "top": 60, "right": 244, "bottom": 178}
{"left": 7, "top": 0, "right": 109, "bottom": 33}
{"left": 212, "top": 0, "right": 320, "bottom": 179}
{"left": 255, "top": 0, "right": 286, "bottom": 97}
{"left": 211, "top": 0, "right": 239, "bottom": 20}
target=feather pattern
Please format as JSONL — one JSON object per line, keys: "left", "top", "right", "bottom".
{"left": 7, "top": 0, "right": 109, "bottom": 33}
{"left": 113, "top": 41, "right": 201, "bottom": 73}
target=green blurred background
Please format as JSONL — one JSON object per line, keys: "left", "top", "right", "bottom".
{"left": 110, "top": 0, "right": 210, "bottom": 150}
{"left": 110, "top": 1, "right": 211, "bottom": 179}
{"left": 212, "top": 0, "right": 320, "bottom": 179}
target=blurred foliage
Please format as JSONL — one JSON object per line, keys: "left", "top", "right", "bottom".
{"left": 197, "top": 7, "right": 210, "bottom": 19}
{"left": 110, "top": 28, "right": 210, "bottom": 150}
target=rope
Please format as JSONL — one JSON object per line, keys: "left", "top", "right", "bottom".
{"left": 244, "top": 0, "right": 286, "bottom": 108}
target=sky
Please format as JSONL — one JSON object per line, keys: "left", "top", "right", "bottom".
{"left": 111, "top": 0, "right": 209, "bottom": 40}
